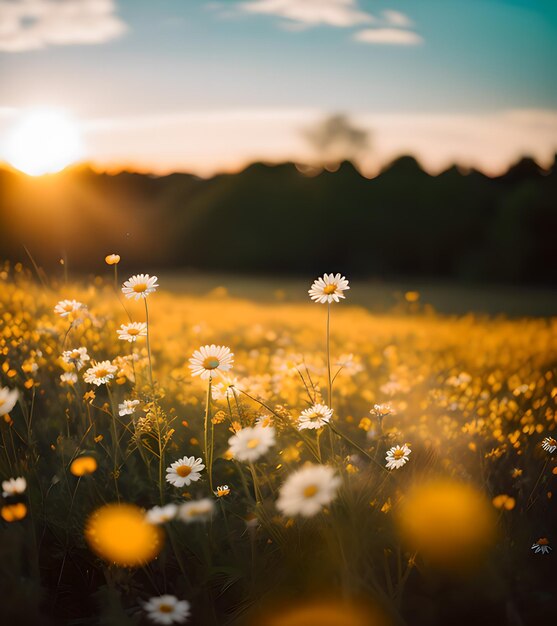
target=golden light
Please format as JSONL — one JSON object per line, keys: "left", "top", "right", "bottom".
{"left": 84, "top": 503, "right": 164, "bottom": 567}
{"left": 395, "top": 478, "right": 497, "bottom": 571}
{"left": 4, "top": 108, "right": 83, "bottom": 176}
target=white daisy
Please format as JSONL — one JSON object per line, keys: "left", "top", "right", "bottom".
{"left": 117, "top": 322, "right": 147, "bottom": 342}
{"left": 146, "top": 504, "right": 178, "bottom": 525}
{"left": 143, "top": 595, "right": 190, "bottom": 624}
{"left": 228, "top": 425, "right": 276, "bottom": 463}
{"left": 83, "top": 360, "right": 118, "bottom": 386}
{"left": 298, "top": 404, "right": 333, "bottom": 431}
{"left": 119, "top": 399, "right": 141, "bottom": 416}
{"left": 531, "top": 538, "right": 552, "bottom": 555}
{"left": 165, "top": 456, "right": 205, "bottom": 488}
{"left": 60, "top": 372, "right": 78, "bottom": 385}
{"left": 122, "top": 274, "right": 159, "bottom": 300}
{"left": 308, "top": 273, "right": 350, "bottom": 304}
{"left": 0, "top": 387, "right": 18, "bottom": 415}
{"left": 541, "top": 437, "right": 557, "bottom": 453}
{"left": 385, "top": 444, "right": 411, "bottom": 470}
{"left": 2, "top": 476, "right": 27, "bottom": 497}
{"left": 189, "top": 345, "right": 234, "bottom": 380}
{"left": 62, "top": 347, "right": 90, "bottom": 370}
{"left": 54, "top": 299, "right": 84, "bottom": 317}
{"left": 276, "top": 464, "right": 341, "bottom": 518}
{"left": 178, "top": 499, "right": 215, "bottom": 523}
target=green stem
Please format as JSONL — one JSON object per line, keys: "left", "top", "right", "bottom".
{"left": 144, "top": 298, "right": 154, "bottom": 390}
{"left": 205, "top": 377, "right": 214, "bottom": 492}
{"left": 326, "top": 302, "right": 332, "bottom": 407}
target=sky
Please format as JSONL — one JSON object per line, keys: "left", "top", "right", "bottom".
{"left": 0, "top": 0, "right": 557, "bottom": 175}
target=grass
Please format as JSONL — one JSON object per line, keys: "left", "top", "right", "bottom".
{"left": 0, "top": 261, "right": 556, "bottom": 626}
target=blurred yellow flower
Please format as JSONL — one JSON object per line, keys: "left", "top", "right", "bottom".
{"left": 396, "top": 478, "right": 496, "bottom": 570}
{"left": 105, "top": 254, "right": 120, "bottom": 265}
{"left": 84, "top": 503, "right": 164, "bottom": 567}
{"left": 492, "top": 494, "right": 516, "bottom": 510}
{"left": 70, "top": 455, "right": 98, "bottom": 477}
{"left": 1, "top": 502, "right": 27, "bottom": 522}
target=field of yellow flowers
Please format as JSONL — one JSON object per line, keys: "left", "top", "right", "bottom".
{"left": 1, "top": 260, "right": 556, "bottom": 626}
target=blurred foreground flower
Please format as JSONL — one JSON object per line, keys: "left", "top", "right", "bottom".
{"left": 252, "top": 597, "right": 389, "bottom": 626}
{"left": 178, "top": 499, "right": 215, "bottom": 523}
{"left": 70, "top": 455, "right": 98, "bottom": 476}
{"left": 119, "top": 399, "right": 140, "bottom": 416}
{"left": 276, "top": 464, "right": 340, "bottom": 518}
{"left": 1, "top": 502, "right": 27, "bottom": 522}
{"left": 228, "top": 425, "right": 276, "bottom": 462}
{"left": 2, "top": 476, "right": 26, "bottom": 497}
{"left": 308, "top": 273, "right": 350, "bottom": 304}
{"left": 143, "top": 595, "right": 190, "bottom": 624}
{"left": 105, "top": 254, "right": 120, "bottom": 265}
{"left": 396, "top": 478, "right": 496, "bottom": 570}
{"left": 84, "top": 503, "right": 163, "bottom": 567}
{"left": 54, "top": 299, "right": 84, "bottom": 317}
{"left": 146, "top": 504, "right": 178, "bottom": 525}
{"left": 0, "top": 387, "right": 19, "bottom": 415}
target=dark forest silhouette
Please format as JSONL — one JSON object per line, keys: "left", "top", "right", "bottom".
{"left": 0, "top": 154, "right": 555, "bottom": 285}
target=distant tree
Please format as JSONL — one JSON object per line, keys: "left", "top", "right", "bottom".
{"left": 302, "top": 114, "right": 370, "bottom": 166}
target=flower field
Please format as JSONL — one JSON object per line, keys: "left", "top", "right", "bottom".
{"left": 1, "top": 261, "right": 556, "bottom": 626}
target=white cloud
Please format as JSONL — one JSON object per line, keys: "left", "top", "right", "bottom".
{"left": 0, "top": 0, "right": 127, "bottom": 52}
{"left": 354, "top": 28, "right": 423, "bottom": 45}
{"left": 237, "top": 0, "right": 374, "bottom": 28}
{"left": 382, "top": 9, "right": 412, "bottom": 28}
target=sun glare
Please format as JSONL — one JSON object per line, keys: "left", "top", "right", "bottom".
{"left": 5, "top": 108, "right": 83, "bottom": 176}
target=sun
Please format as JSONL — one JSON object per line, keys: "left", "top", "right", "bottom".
{"left": 4, "top": 108, "right": 83, "bottom": 176}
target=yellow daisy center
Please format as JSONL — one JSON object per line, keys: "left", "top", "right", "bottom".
{"left": 538, "top": 538, "right": 549, "bottom": 545}
{"left": 393, "top": 449, "right": 405, "bottom": 460}
{"left": 63, "top": 303, "right": 74, "bottom": 311}
{"left": 133, "top": 283, "right": 147, "bottom": 293}
{"left": 247, "top": 438, "right": 260, "bottom": 449}
{"left": 176, "top": 465, "right": 192, "bottom": 477}
{"left": 203, "top": 357, "right": 220, "bottom": 370}
{"left": 127, "top": 328, "right": 140, "bottom": 336}
{"left": 323, "top": 284, "right": 337, "bottom": 295}
{"left": 95, "top": 369, "right": 109, "bottom": 379}
{"left": 158, "top": 604, "right": 173, "bottom": 613}
{"left": 70, "top": 351, "right": 81, "bottom": 358}
{"left": 303, "top": 485, "right": 318, "bottom": 498}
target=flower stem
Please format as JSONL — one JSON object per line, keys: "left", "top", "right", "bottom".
{"left": 205, "top": 377, "right": 214, "bottom": 492}
{"left": 144, "top": 298, "right": 154, "bottom": 390}
{"left": 326, "top": 302, "right": 332, "bottom": 407}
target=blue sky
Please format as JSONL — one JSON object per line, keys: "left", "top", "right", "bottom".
{"left": 1, "top": 0, "right": 556, "bottom": 174}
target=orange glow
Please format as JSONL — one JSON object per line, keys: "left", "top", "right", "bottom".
{"left": 4, "top": 108, "right": 83, "bottom": 176}
{"left": 70, "top": 455, "right": 98, "bottom": 476}
{"left": 85, "top": 503, "right": 164, "bottom": 567}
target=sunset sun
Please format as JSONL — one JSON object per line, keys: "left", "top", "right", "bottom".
{"left": 5, "top": 108, "right": 83, "bottom": 176}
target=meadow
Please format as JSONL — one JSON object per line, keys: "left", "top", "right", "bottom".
{"left": 1, "top": 260, "right": 556, "bottom": 626}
